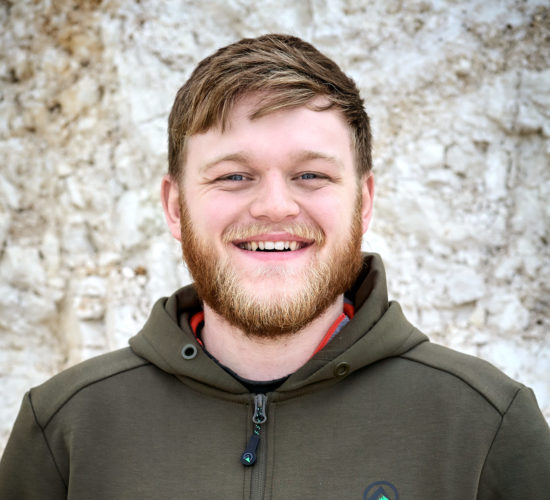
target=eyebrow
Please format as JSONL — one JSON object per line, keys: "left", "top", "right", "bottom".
{"left": 199, "top": 152, "right": 252, "bottom": 174}
{"left": 290, "top": 150, "right": 344, "bottom": 169}
{"left": 199, "top": 150, "right": 344, "bottom": 173}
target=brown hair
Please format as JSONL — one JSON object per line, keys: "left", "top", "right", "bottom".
{"left": 168, "top": 34, "right": 371, "bottom": 182}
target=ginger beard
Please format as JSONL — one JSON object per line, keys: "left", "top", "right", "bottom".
{"left": 179, "top": 193, "right": 364, "bottom": 339}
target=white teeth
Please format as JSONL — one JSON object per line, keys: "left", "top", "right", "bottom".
{"left": 239, "top": 240, "right": 305, "bottom": 251}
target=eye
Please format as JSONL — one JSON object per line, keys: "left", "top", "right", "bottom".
{"left": 300, "top": 173, "right": 318, "bottom": 180}
{"left": 293, "top": 171, "right": 333, "bottom": 190}
{"left": 295, "top": 172, "right": 329, "bottom": 182}
{"left": 211, "top": 172, "right": 253, "bottom": 190}
{"left": 219, "top": 173, "right": 247, "bottom": 182}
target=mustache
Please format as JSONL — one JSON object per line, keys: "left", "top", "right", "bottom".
{"left": 222, "top": 222, "right": 325, "bottom": 245}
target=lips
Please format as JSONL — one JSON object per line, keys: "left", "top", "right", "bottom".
{"left": 223, "top": 223, "right": 324, "bottom": 254}
{"left": 236, "top": 240, "right": 309, "bottom": 251}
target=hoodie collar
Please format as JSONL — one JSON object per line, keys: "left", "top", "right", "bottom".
{"left": 129, "top": 253, "right": 428, "bottom": 398}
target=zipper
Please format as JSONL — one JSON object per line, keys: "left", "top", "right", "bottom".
{"left": 241, "top": 393, "right": 267, "bottom": 466}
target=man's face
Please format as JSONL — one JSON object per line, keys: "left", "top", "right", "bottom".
{"left": 163, "top": 94, "right": 374, "bottom": 338}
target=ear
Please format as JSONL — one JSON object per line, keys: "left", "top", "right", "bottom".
{"left": 360, "top": 172, "right": 375, "bottom": 234}
{"left": 160, "top": 174, "right": 182, "bottom": 241}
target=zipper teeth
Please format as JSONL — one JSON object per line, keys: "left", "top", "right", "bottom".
{"left": 250, "top": 393, "right": 267, "bottom": 500}
{"left": 253, "top": 441, "right": 266, "bottom": 500}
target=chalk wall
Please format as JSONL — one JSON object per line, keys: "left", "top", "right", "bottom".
{"left": 1, "top": 0, "right": 549, "bottom": 451}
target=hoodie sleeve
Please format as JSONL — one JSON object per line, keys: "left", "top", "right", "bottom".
{"left": 0, "top": 392, "right": 67, "bottom": 499}
{"left": 477, "top": 386, "right": 550, "bottom": 499}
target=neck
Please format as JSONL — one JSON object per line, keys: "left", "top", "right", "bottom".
{"left": 201, "top": 295, "right": 344, "bottom": 381}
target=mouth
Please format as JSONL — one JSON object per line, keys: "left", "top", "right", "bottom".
{"left": 235, "top": 240, "right": 311, "bottom": 252}
{"left": 225, "top": 224, "right": 323, "bottom": 254}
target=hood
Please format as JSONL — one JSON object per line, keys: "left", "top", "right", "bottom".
{"left": 129, "top": 253, "right": 428, "bottom": 398}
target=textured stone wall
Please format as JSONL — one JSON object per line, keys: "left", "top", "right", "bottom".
{"left": 1, "top": 0, "right": 549, "bottom": 451}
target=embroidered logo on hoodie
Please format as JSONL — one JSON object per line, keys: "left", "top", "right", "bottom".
{"left": 363, "top": 481, "right": 399, "bottom": 500}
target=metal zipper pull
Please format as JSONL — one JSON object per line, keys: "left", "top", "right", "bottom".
{"left": 252, "top": 394, "right": 267, "bottom": 424}
{"left": 241, "top": 394, "right": 268, "bottom": 466}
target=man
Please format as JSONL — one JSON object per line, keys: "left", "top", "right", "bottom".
{"left": 0, "top": 34, "right": 548, "bottom": 499}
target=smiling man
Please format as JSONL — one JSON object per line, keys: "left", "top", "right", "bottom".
{"left": 1, "top": 34, "right": 549, "bottom": 499}
{"left": 162, "top": 92, "right": 371, "bottom": 380}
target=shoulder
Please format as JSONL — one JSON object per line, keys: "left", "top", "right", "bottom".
{"left": 29, "top": 348, "right": 150, "bottom": 428}
{"left": 400, "top": 341, "right": 523, "bottom": 417}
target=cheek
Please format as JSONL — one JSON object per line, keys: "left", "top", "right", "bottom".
{"left": 306, "top": 193, "right": 356, "bottom": 233}
{"left": 187, "top": 192, "right": 246, "bottom": 235}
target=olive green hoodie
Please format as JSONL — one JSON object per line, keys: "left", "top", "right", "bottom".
{"left": 1, "top": 254, "right": 549, "bottom": 499}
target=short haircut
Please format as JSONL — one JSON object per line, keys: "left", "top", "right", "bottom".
{"left": 168, "top": 34, "right": 371, "bottom": 182}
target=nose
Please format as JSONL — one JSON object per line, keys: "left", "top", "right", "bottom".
{"left": 249, "top": 174, "right": 300, "bottom": 222}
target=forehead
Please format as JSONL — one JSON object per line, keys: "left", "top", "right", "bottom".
{"left": 184, "top": 93, "right": 355, "bottom": 171}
